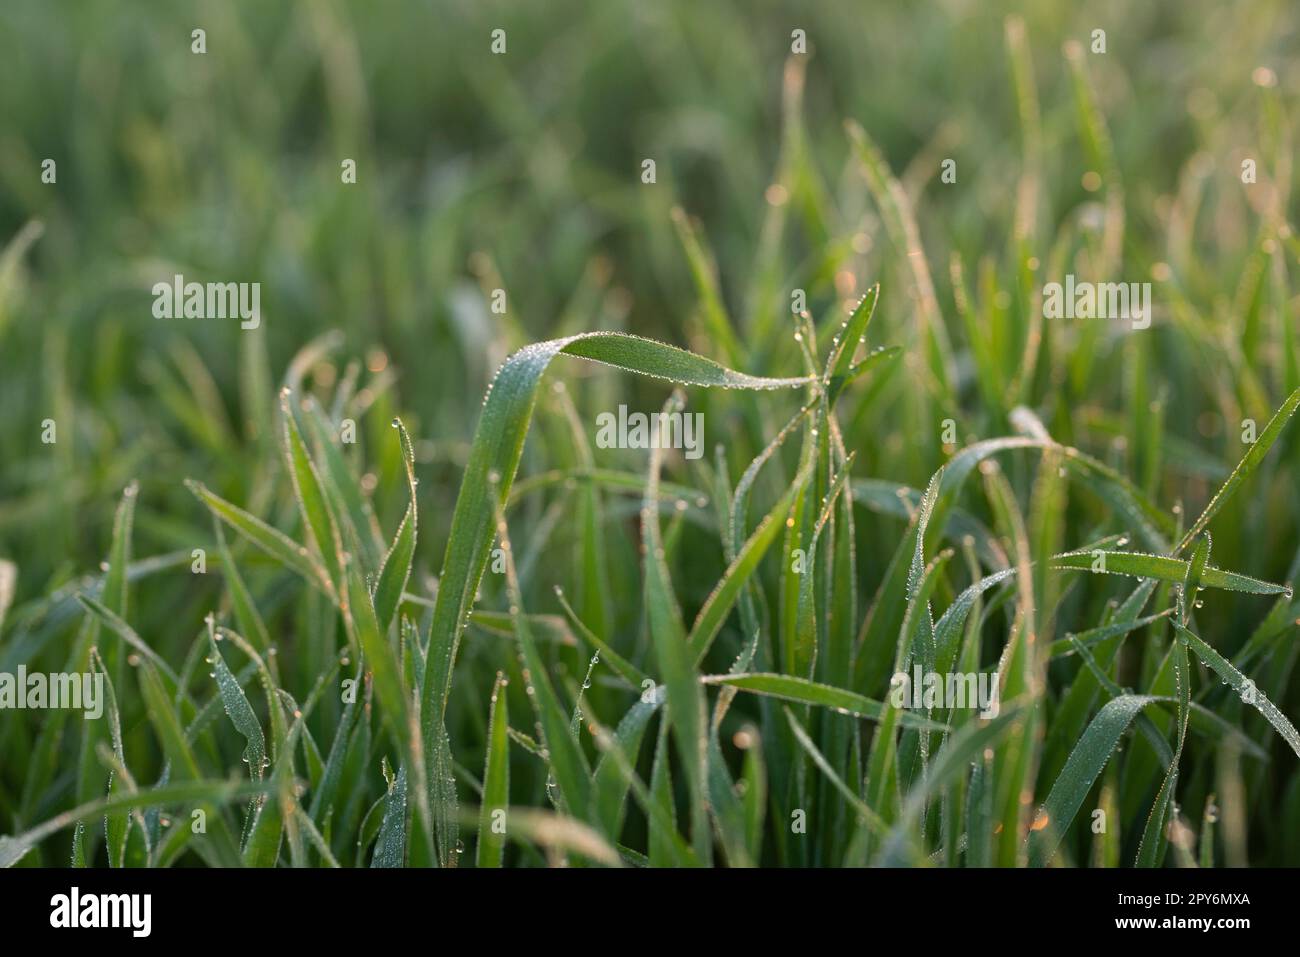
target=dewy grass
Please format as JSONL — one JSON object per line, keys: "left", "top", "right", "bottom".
{"left": 2, "top": 3, "right": 1300, "bottom": 869}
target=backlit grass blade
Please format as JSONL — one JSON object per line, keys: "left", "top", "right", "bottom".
{"left": 216, "top": 626, "right": 288, "bottom": 763}
{"left": 243, "top": 715, "right": 308, "bottom": 867}
{"left": 102, "top": 481, "right": 136, "bottom": 620}
{"left": 482, "top": 807, "right": 622, "bottom": 868}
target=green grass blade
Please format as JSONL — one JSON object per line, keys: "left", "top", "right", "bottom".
{"left": 281, "top": 390, "right": 343, "bottom": 590}
{"left": 1052, "top": 549, "right": 1287, "bottom": 594}
{"left": 1175, "top": 385, "right": 1300, "bottom": 553}
{"left": 1174, "top": 621, "right": 1300, "bottom": 758}
{"left": 374, "top": 418, "right": 418, "bottom": 634}
{"left": 1028, "top": 695, "right": 1164, "bottom": 866}
{"left": 186, "top": 480, "right": 327, "bottom": 591}
{"left": 476, "top": 672, "right": 510, "bottom": 868}
{"left": 703, "top": 673, "right": 944, "bottom": 732}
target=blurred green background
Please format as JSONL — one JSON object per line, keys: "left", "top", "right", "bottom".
{"left": 1, "top": 0, "right": 1296, "bottom": 573}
